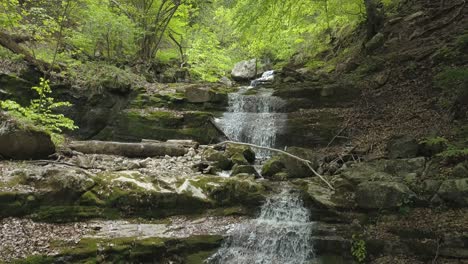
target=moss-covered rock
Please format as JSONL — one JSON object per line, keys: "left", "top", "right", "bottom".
{"left": 14, "top": 235, "right": 223, "bottom": 264}
{"left": 355, "top": 181, "right": 416, "bottom": 209}
{"left": 261, "top": 156, "right": 285, "bottom": 177}
{"left": 188, "top": 175, "right": 267, "bottom": 208}
{"left": 225, "top": 144, "right": 256, "bottom": 163}
{"left": 0, "top": 114, "right": 55, "bottom": 160}
{"left": 230, "top": 153, "right": 249, "bottom": 165}
{"left": 231, "top": 165, "right": 259, "bottom": 177}
{"left": 203, "top": 148, "right": 232, "bottom": 170}
{"left": 437, "top": 178, "right": 468, "bottom": 207}
{"left": 96, "top": 109, "right": 224, "bottom": 144}
{"left": 277, "top": 147, "right": 320, "bottom": 178}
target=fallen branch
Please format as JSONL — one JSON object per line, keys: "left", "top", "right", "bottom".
{"left": 214, "top": 141, "right": 335, "bottom": 190}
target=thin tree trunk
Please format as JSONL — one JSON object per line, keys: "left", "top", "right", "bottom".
{"left": 0, "top": 31, "right": 51, "bottom": 72}
{"left": 364, "top": 0, "right": 385, "bottom": 40}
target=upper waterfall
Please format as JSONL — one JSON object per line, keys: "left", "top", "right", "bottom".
{"left": 215, "top": 87, "right": 287, "bottom": 159}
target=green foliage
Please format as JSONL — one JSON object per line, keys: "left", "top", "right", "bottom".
{"left": 68, "top": 62, "right": 145, "bottom": 92}
{"left": 455, "top": 33, "right": 468, "bottom": 50}
{"left": 420, "top": 136, "right": 449, "bottom": 147}
{"left": 187, "top": 29, "right": 233, "bottom": 82}
{"left": 438, "top": 147, "right": 468, "bottom": 164}
{"left": 0, "top": 78, "right": 77, "bottom": 142}
{"left": 351, "top": 234, "right": 367, "bottom": 263}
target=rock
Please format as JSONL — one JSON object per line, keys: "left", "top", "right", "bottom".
{"left": 225, "top": 143, "right": 255, "bottom": 163}
{"left": 341, "top": 157, "right": 425, "bottom": 184}
{"left": 452, "top": 163, "right": 468, "bottom": 178}
{"left": 203, "top": 148, "right": 232, "bottom": 170}
{"left": 355, "top": 181, "right": 416, "bottom": 209}
{"left": 231, "top": 59, "right": 257, "bottom": 81}
{"left": 270, "top": 172, "right": 289, "bottom": 181}
{"left": 419, "top": 137, "right": 448, "bottom": 157}
{"left": 261, "top": 156, "right": 285, "bottom": 177}
{"left": 437, "top": 178, "right": 468, "bottom": 206}
{"left": 0, "top": 117, "right": 55, "bottom": 160}
{"left": 365, "top": 32, "right": 385, "bottom": 51}
{"left": 231, "top": 165, "right": 259, "bottom": 177}
{"left": 387, "top": 135, "right": 419, "bottom": 159}
{"left": 41, "top": 168, "right": 95, "bottom": 194}
{"left": 230, "top": 153, "right": 249, "bottom": 165}
{"left": 404, "top": 11, "right": 425, "bottom": 22}
{"left": 279, "top": 147, "right": 320, "bottom": 178}
{"left": 283, "top": 76, "right": 296, "bottom": 83}
{"left": 185, "top": 86, "right": 213, "bottom": 103}
{"left": 219, "top": 76, "right": 233, "bottom": 87}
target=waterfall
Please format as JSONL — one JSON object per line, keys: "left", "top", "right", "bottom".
{"left": 250, "top": 70, "right": 275, "bottom": 87}
{"left": 207, "top": 189, "right": 315, "bottom": 264}
{"left": 216, "top": 88, "right": 286, "bottom": 159}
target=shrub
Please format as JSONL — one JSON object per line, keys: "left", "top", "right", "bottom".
{"left": 351, "top": 234, "right": 367, "bottom": 263}
{"left": 0, "top": 78, "right": 77, "bottom": 144}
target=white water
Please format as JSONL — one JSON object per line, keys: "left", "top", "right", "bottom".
{"left": 250, "top": 70, "right": 275, "bottom": 87}
{"left": 207, "top": 190, "right": 315, "bottom": 264}
{"left": 216, "top": 88, "right": 286, "bottom": 159}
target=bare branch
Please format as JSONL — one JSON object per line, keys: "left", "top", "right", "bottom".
{"left": 214, "top": 141, "right": 335, "bottom": 190}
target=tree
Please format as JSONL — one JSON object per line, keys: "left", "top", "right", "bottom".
{"left": 364, "top": 0, "right": 385, "bottom": 40}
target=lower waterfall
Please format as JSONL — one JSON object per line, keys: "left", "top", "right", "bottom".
{"left": 206, "top": 189, "right": 315, "bottom": 264}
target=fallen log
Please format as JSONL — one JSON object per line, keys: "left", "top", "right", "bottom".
{"left": 68, "top": 140, "right": 189, "bottom": 158}
{"left": 142, "top": 139, "right": 199, "bottom": 149}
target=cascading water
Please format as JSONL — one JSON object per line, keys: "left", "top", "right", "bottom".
{"left": 207, "top": 189, "right": 315, "bottom": 264}
{"left": 216, "top": 86, "right": 287, "bottom": 159}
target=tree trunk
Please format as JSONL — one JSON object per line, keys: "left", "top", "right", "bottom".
{"left": 364, "top": 0, "right": 385, "bottom": 40}
{"left": 0, "top": 31, "right": 52, "bottom": 72}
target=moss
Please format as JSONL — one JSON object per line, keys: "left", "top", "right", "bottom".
{"left": 79, "top": 191, "right": 105, "bottom": 206}
{"left": 31, "top": 206, "right": 120, "bottom": 223}
{"left": 231, "top": 152, "right": 249, "bottom": 165}
{"left": 261, "top": 156, "right": 285, "bottom": 177}
{"left": 225, "top": 144, "right": 256, "bottom": 163}
{"left": 15, "top": 236, "right": 222, "bottom": 263}
{"left": 12, "top": 255, "right": 55, "bottom": 264}
{"left": 186, "top": 251, "right": 216, "bottom": 264}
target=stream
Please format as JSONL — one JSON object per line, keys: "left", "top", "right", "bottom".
{"left": 210, "top": 73, "right": 316, "bottom": 263}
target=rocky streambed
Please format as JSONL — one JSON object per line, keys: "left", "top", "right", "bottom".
{"left": 0, "top": 138, "right": 467, "bottom": 263}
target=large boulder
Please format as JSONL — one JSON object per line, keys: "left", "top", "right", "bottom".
{"left": 225, "top": 143, "right": 256, "bottom": 163}
{"left": 279, "top": 147, "right": 320, "bottom": 178}
{"left": 437, "top": 178, "right": 468, "bottom": 206}
{"left": 261, "top": 156, "right": 285, "bottom": 177}
{"left": 0, "top": 116, "right": 55, "bottom": 160}
{"left": 355, "top": 181, "right": 416, "bottom": 209}
{"left": 341, "top": 157, "right": 426, "bottom": 184}
{"left": 231, "top": 164, "right": 259, "bottom": 178}
{"left": 365, "top": 32, "right": 385, "bottom": 51}
{"left": 231, "top": 59, "right": 257, "bottom": 81}
{"left": 387, "top": 135, "right": 419, "bottom": 159}
{"left": 203, "top": 148, "right": 232, "bottom": 170}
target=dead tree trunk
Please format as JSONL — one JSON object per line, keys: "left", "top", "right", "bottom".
{"left": 364, "top": 0, "right": 385, "bottom": 40}
{"left": 0, "top": 31, "right": 52, "bottom": 72}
